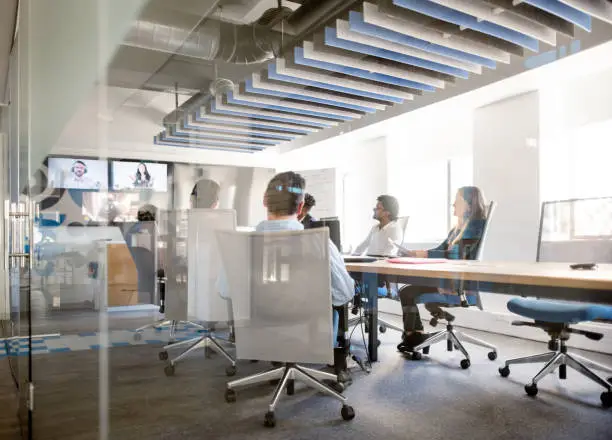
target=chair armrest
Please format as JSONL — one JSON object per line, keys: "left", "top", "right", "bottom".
{"left": 569, "top": 328, "right": 604, "bottom": 341}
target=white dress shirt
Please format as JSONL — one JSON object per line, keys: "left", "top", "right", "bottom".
{"left": 353, "top": 220, "right": 403, "bottom": 257}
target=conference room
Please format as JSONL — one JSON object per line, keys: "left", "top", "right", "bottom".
{"left": 1, "top": 1, "right": 612, "bottom": 439}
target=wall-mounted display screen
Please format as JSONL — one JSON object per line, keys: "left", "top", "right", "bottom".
{"left": 111, "top": 161, "right": 168, "bottom": 192}
{"left": 47, "top": 157, "right": 109, "bottom": 190}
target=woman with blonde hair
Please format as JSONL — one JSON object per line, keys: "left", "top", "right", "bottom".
{"left": 396, "top": 186, "right": 487, "bottom": 353}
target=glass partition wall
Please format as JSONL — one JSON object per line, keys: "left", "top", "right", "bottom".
{"left": 3, "top": 21, "right": 34, "bottom": 438}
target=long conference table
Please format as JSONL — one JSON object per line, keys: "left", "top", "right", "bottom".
{"left": 344, "top": 259, "right": 612, "bottom": 362}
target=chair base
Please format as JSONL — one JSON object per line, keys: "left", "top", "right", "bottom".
{"left": 133, "top": 319, "right": 204, "bottom": 341}
{"left": 161, "top": 334, "right": 236, "bottom": 377}
{"left": 500, "top": 346, "right": 612, "bottom": 407}
{"left": 225, "top": 363, "right": 355, "bottom": 427}
{"left": 411, "top": 325, "right": 498, "bottom": 368}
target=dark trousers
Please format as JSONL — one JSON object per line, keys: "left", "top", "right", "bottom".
{"left": 398, "top": 285, "right": 438, "bottom": 338}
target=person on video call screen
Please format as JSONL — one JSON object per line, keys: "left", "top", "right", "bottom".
{"left": 130, "top": 162, "right": 154, "bottom": 189}
{"left": 68, "top": 160, "right": 101, "bottom": 190}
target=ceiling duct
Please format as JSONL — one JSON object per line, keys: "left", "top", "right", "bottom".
{"left": 123, "top": 16, "right": 281, "bottom": 65}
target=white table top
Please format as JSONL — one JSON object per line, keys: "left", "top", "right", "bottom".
{"left": 345, "top": 260, "right": 612, "bottom": 291}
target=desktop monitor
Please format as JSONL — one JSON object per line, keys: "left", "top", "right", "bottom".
{"left": 111, "top": 160, "right": 168, "bottom": 192}
{"left": 47, "top": 157, "right": 109, "bottom": 190}
{"left": 308, "top": 218, "right": 341, "bottom": 252}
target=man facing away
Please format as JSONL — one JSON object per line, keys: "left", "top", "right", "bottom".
{"left": 353, "top": 195, "right": 402, "bottom": 257}
{"left": 191, "top": 178, "right": 221, "bottom": 209}
{"left": 257, "top": 171, "right": 355, "bottom": 384}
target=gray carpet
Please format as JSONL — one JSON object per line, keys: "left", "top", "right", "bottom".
{"left": 2, "top": 312, "right": 611, "bottom": 440}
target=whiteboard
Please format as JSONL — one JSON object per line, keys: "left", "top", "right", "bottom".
{"left": 299, "top": 168, "right": 337, "bottom": 219}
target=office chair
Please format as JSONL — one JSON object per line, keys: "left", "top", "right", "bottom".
{"left": 410, "top": 202, "right": 498, "bottom": 369}
{"left": 160, "top": 209, "right": 237, "bottom": 377}
{"left": 218, "top": 229, "right": 355, "bottom": 428}
{"left": 499, "top": 198, "right": 612, "bottom": 407}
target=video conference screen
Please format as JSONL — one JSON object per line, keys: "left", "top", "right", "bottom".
{"left": 111, "top": 161, "right": 168, "bottom": 192}
{"left": 47, "top": 157, "right": 109, "bottom": 190}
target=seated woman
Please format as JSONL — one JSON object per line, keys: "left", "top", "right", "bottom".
{"left": 396, "top": 186, "right": 487, "bottom": 354}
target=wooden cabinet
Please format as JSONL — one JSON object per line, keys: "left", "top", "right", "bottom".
{"left": 107, "top": 244, "right": 138, "bottom": 306}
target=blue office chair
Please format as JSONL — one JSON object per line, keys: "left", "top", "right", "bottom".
{"left": 410, "top": 202, "right": 498, "bottom": 369}
{"left": 499, "top": 198, "right": 612, "bottom": 408}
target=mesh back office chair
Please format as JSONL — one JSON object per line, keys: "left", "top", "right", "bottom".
{"left": 218, "top": 229, "right": 355, "bottom": 428}
{"left": 129, "top": 222, "right": 189, "bottom": 339}
{"left": 410, "top": 202, "right": 498, "bottom": 369}
{"left": 499, "top": 198, "right": 612, "bottom": 407}
{"left": 160, "top": 209, "right": 237, "bottom": 377}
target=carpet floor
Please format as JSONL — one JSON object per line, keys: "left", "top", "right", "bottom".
{"left": 2, "top": 312, "right": 611, "bottom": 440}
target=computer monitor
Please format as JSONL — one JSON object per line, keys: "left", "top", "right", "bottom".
{"left": 308, "top": 218, "right": 341, "bottom": 252}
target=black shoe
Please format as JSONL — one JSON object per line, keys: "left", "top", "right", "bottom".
{"left": 397, "top": 333, "right": 429, "bottom": 353}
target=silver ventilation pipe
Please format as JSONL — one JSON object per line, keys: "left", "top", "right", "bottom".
{"left": 157, "top": 0, "right": 361, "bottom": 126}
{"left": 123, "top": 17, "right": 281, "bottom": 65}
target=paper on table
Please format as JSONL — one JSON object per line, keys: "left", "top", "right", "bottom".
{"left": 387, "top": 257, "right": 448, "bottom": 264}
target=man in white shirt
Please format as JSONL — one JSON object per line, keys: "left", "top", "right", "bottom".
{"left": 353, "top": 195, "right": 402, "bottom": 256}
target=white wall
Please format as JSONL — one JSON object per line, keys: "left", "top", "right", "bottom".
{"left": 474, "top": 92, "right": 541, "bottom": 262}
{"left": 540, "top": 66, "right": 612, "bottom": 203}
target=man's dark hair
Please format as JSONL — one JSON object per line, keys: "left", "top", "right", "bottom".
{"left": 265, "top": 172, "right": 306, "bottom": 216}
{"left": 377, "top": 195, "right": 399, "bottom": 221}
{"left": 137, "top": 204, "right": 157, "bottom": 222}
{"left": 303, "top": 193, "right": 316, "bottom": 209}
{"left": 191, "top": 179, "right": 221, "bottom": 208}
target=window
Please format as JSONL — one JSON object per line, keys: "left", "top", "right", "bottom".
{"left": 394, "top": 157, "right": 473, "bottom": 243}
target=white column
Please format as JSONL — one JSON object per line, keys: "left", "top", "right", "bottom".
{"left": 473, "top": 91, "right": 541, "bottom": 262}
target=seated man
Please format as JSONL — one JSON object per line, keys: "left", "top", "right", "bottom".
{"left": 258, "top": 172, "right": 355, "bottom": 384}
{"left": 353, "top": 195, "right": 402, "bottom": 257}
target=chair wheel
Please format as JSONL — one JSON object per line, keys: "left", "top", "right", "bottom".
{"left": 164, "top": 365, "right": 175, "bottom": 377}
{"left": 422, "top": 346, "right": 430, "bottom": 355}
{"left": 460, "top": 359, "right": 471, "bottom": 369}
{"left": 225, "top": 389, "right": 236, "bottom": 403}
{"left": 499, "top": 366, "right": 510, "bottom": 377}
{"left": 379, "top": 325, "right": 386, "bottom": 333}
{"left": 488, "top": 351, "right": 497, "bottom": 361}
{"left": 133, "top": 333, "right": 142, "bottom": 341}
{"left": 548, "top": 340, "right": 559, "bottom": 351}
{"left": 286, "top": 379, "right": 295, "bottom": 395}
{"left": 327, "top": 381, "right": 345, "bottom": 393}
{"left": 601, "top": 391, "right": 612, "bottom": 408}
{"left": 158, "top": 351, "right": 168, "bottom": 361}
{"left": 341, "top": 405, "right": 355, "bottom": 421}
{"left": 429, "top": 318, "right": 438, "bottom": 327}
{"left": 525, "top": 384, "right": 538, "bottom": 397}
{"left": 225, "top": 365, "right": 237, "bottom": 377}
{"left": 376, "top": 339, "right": 381, "bottom": 347}
{"left": 264, "top": 411, "right": 276, "bottom": 428}
{"left": 411, "top": 351, "right": 422, "bottom": 361}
